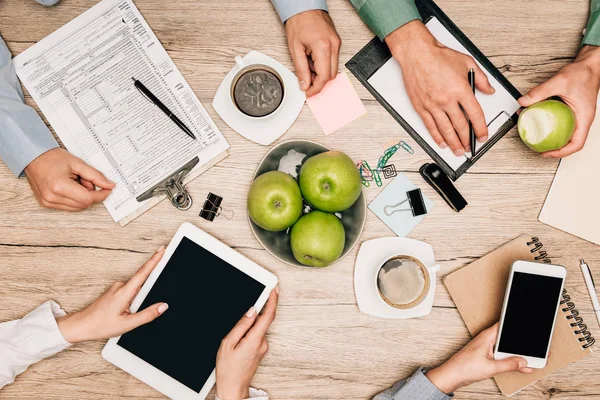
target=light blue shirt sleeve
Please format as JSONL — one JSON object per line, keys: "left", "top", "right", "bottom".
{"left": 373, "top": 368, "right": 453, "bottom": 400}
{"left": 270, "top": 0, "right": 328, "bottom": 23}
{"left": 0, "top": 36, "right": 59, "bottom": 177}
{"left": 0, "top": 0, "right": 60, "bottom": 177}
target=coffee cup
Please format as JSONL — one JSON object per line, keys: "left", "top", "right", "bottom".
{"left": 376, "top": 255, "right": 435, "bottom": 309}
{"left": 230, "top": 56, "right": 285, "bottom": 118}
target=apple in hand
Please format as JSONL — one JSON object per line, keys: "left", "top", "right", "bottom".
{"left": 290, "top": 210, "right": 345, "bottom": 268}
{"left": 518, "top": 99, "right": 576, "bottom": 153}
{"left": 247, "top": 171, "right": 303, "bottom": 231}
{"left": 299, "top": 151, "right": 362, "bottom": 212}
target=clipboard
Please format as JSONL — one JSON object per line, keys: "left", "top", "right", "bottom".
{"left": 346, "top": 0, "right": 522, "bottom": 181}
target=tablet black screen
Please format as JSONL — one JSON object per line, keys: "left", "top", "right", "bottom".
{"left": 117, "top": 236, "right": 266, "bottom": 393}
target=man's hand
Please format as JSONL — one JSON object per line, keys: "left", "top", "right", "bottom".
{"left": 215, "top": 288, "right": 279, "bottom": 400}
{"left": 24, "top": 148, "right": 115, "bottom": 211}
{"left": 519, "top": 45, "right": 600, "bottom": 158}
{"left": 386, "top": 21, "right": 494, "bottom": 156}
{"left": 285, "top": 10, "right": 341, "bottom": 97}
{"left": 56, "top": 247, "right": 169, "bottom": 343}
{"left": 425, "top": 323, "right": 533, "bottom": 394}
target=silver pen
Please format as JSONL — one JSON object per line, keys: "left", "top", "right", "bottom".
{"left": 580, "top": 259, "right": 600, "bottom": 328}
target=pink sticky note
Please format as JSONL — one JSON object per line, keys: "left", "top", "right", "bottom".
{"left": 306, "top": 72, "right": 366, "bottom": 135}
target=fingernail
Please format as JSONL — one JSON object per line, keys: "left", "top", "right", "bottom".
{"left": 454, "top": 148, "right": 465, "bottom": 156}
{"left": 518, "top": 360, "right": 527, "bottom": 368}
{"left": 439, "top": 141, "right": 448, "bottom": 148}
{"left": 158, "top": 303, "right": 169, "bottom": 314}
{"left": 157, "top": 245, "right": 165, "bottom": 253}
{"left": 245, "top": 307, "right": 256, "bottom": 318}
{"left": 299, "top": 80, "right": 308, "bottom": 91}
{"left": 275, "top": 285, "right": 280, "bottom": 294}
{"left": 478, "top": 135, "right": 488, "bottom": 143}
{"left": 465, "top": 146, "right": 471, "bottom": 153}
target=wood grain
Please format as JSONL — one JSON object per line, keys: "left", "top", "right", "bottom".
{"left": 0, "top": 0, "right": 598, "bottom": 398}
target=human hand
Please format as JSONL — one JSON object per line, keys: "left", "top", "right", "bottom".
{"left": 56, "top": 247, "right": 168, "bottom": 343}
{"left": 425, "top": 323, "right": 533, "bottom": 394}
{"left": 519, "top": 45, "right": 600, "bottom": 158}
{"left": 385, "top": 20, "right": 495, "bottom": 156}
{"left": 285, "top": 10, "right": 341, "bottom": 97}
{"left": 24, "top": 148, "right": 115, "bottom": 211}
{"left": 215, "top": 287, "right": 279, "bottom": 400}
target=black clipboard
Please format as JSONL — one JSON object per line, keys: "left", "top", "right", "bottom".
{"left": 346, "top": 0, "right": 521, "bottom": 181}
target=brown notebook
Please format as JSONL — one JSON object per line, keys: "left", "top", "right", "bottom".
{"left": 444, "top": 235, "right": 595, "bottom": 397}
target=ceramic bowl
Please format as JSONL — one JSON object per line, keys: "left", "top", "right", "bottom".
{"left": 248, "top": 139, "right": 367, "bottom": 268}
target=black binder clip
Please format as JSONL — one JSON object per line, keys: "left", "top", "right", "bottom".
{"left": 384, "top": 188, "right": 427, "bottom": 217}
{"left": 200, "top": 192, "right": 234, "bottom": 221}
{"left": 136, "top": 156, "right": 199, "bottom": 211}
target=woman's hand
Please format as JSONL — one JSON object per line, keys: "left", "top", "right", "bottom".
{"left": 519, "top": 45, "right": 600, "bottom": 158}
{"left": 425, "top": 323, "right": 533, "bottom": 394}
{"left": 215, "top": 288, "right": 279, "bottom": 400}
{"left": 56, "top": 247, "right": 168, "bottom": 343}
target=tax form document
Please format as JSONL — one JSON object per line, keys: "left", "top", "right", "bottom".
{"left": 13, "top": 0, "right": 229, "bottom": 224}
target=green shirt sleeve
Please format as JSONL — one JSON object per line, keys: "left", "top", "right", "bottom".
{"left": 583, "top": 0, "right": 600, "bottom": 46}
{"left": 350, "top": 0, "right": 421, "bottom": 40}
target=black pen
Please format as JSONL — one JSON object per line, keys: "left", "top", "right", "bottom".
{"left": 132, "top": 78, "right": 196, "bottom": 140}
{"left": 468, "top": 69, "right": 476, "bottom": 158}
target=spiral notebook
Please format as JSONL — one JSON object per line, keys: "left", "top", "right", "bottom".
{"left": 444, "top": 235, "right": 594, "bottom": 397}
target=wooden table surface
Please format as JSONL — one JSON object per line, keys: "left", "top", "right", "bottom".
{"left": 1, "top": 0, "right": 599, "bottom": 398}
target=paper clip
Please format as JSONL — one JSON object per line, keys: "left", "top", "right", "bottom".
{"left": 399, "top": 140, "right": 414, "bottom": 154}
{"left": 357, "top": 161, "right": 372, "bottom": 187}
{"left": 378, "top": 145, "right": 399, "bottom": 170}
{"left": 362, "top": 160, "right": 382, "bottom": 187}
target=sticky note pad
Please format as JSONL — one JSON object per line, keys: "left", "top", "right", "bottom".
{"left": 369, "top": 174, "right": 434, "bottom": 237}
{"left": 306, "top": 72, "right": 366, "bottom": 135}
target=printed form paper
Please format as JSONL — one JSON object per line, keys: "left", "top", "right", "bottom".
{"left": 13, "top": 0, "right": 229, "bottom": 223}
{"left": 368, "top": 16, "right": 520, "bottom": 171}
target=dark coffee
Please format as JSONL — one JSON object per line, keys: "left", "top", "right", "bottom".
{"left": 233, "top": 68, "right": 283, "bottom": 117}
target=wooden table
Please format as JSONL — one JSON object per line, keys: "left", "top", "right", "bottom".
{"left": 1, "top": 0, "right": 599, "bottom": 398}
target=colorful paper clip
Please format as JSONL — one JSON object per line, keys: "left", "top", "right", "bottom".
{"left": 399, "top": 140, "right": 414, "bottom": 154}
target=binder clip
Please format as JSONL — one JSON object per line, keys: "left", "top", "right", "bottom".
{"left": 384, "top": 188, "right": 427, "bottom": 217}
{"left": 200, "top": 192, "right": 234, "bottom": 221}
{"left": 136, "top": 157, "right": 199, "bottom": 211}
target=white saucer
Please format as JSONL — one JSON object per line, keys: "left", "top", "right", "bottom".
{"left": 354, "top": 237, "right": 440, "bottom": 319}
{"left": 212, "top": 51, "right": 305, "bottom": 145}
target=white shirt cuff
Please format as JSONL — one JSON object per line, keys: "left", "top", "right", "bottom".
{"left": 0, "top": 301, "right": 71, "bottom": 389}
{"left": 215, "top": 387, "right": 269, "bottom": 400}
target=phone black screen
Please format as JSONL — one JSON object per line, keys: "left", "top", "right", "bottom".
{"left": 498, "top": 271, "right": 563, "bottom": 358}
{"left": 117, "top": 236, "right": 266, "bottom": 393}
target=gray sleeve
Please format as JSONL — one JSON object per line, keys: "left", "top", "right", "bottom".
{"left": 269, "top": 0, "right": 328, "bottom": 23}
{"left": 373, "top": 368, "right": 453, "bottom": 400}
{"left": 0, "top": 35, "right": 58, "bottom": 177}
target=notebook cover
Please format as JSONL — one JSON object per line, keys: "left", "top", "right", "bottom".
{"left": 444, "top": 235, "right": 592, "bottom": 396}
{"left": 345, "top": 0, "right": 520, "bottom": 181}
{"left": 539, "top": 101, "right": 600, "bottom": 245}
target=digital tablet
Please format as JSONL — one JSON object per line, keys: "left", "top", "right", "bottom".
{"left": 102, "top": 222, "right": 278, "bottom": 399}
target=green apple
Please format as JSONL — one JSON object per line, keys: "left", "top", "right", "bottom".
{"left": 518, "top": 99, "right": 576, "bottom": 152}
{"left": 290, "top": 210, "right": 345, "bottom": 268}
{"left": 247, "top": 171, "right": 303, "bottom": 231}
{"left": 299, "top": 151, "right": 362, "bottom": 212}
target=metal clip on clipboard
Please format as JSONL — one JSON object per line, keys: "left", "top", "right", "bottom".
{"left": 136, "top": 156, "right": 199, "bottom": 211}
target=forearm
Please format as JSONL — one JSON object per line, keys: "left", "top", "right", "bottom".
{"left": 0, "top": 36, "right": 58, "bottom": 177}
{"left": 0, "top": 301, "right": 71, "bottom": 389}
{"left": 373, "top": 368, "right": 453, "bottom": 400}
{"left": 350, "top": 0, "right": 421, "bottom": 40}
{"left": 270, "top": 0, "right": 328, "bottom": 23}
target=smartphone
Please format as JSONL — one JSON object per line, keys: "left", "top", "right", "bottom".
{"left": 494, "top": 260, "right": 566, "bottom": 368}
